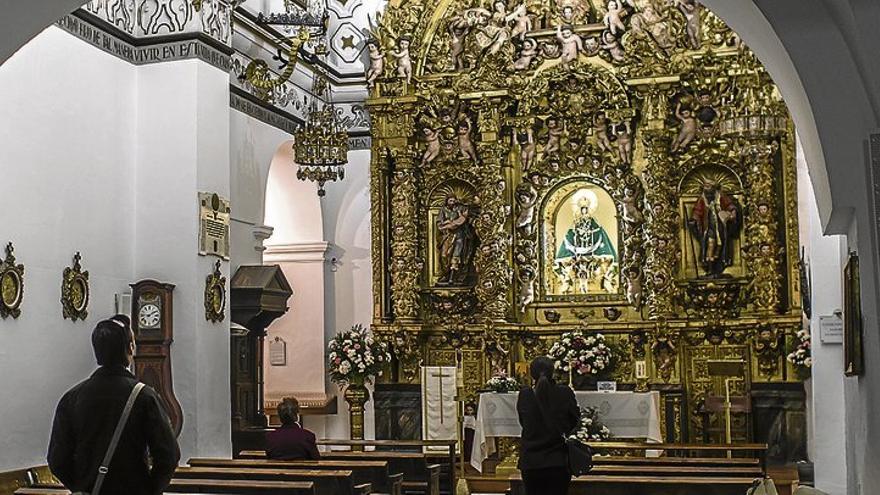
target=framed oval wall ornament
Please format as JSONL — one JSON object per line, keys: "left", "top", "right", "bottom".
{"left": 61, "top": 252, "right": 90, "bottom": 321}
{"left": 204, "top": 259, "right": 226, "bottom": 323}
{"left": 0, "top": 242, "right": 24, "bottom": 319}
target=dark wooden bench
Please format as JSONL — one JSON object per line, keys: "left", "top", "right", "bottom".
{"left": 589, "top": 442, "right": 769, "bottom": 472}
{"left": 189, "top": 457, "right": 403, "bottom": 495}
{"left": 509, "top": 474, "right": 758, "bottom": 495}
{"left": 166, "top": 478, "right": 316, "bottom": 494}
{"left": 592, "top": 455, "right": 761, "bottom": 467}
{"left": 239, "top": 449, "right": 441, "bottom": 495}
{"left": 316, "top": 439, "right": 457, "bottom": 495}
{"left": 15, "top": 477, "right": 318, "bottom": 495}
{"left": 174, "top": 465, "right": 371, "bottom": 495}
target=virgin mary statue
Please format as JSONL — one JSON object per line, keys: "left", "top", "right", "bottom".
{"left": 554, "top": 190, "right": 617, "bottom": 294}
{"left": 556, "top": 194, "right": 616, "bottom": 260}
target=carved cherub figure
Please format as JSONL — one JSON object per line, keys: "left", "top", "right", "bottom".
{"left": 556, "top": 24, "right": 583, "bottom": 69}
{"left": 518, "top": 266, "right": 536, "bottom": 312}
{"left": 513, "top": 38, "right": 539, "bottom": 70}
{"left": 603, "top": 0, "right": 626, "bottom": 35}
{"left": 365, "top": 40, "right": 385, "bottom": 88}
{"left": 601, "top": 31, "right": 625, "bottom": 62}
{"left": 515, "top": 183, "right": 539, "bottom": 232}
{"left": 583, "top": 36, "right": 600, "bottom": 56}
{"left": 517, "top": 126, "right": 537, "bottom": 169}
{"left": 559, "top": 4, "right": 576, "bottom": 25}
{"left": 390, "top": 36, "right": 413, "bottom": 83}
{"left": 544, "top": 117, "right": 564, "bottom": 155}
{"left": 421, "top": 127, "right": 441, "bottom": 166}
{"left": 677, "top": 0, "right": 702, "bottom": 49}
{"left": 616, "top": 120, "right": 633, "bottom": 164}
{"left": 458, "top": 116, "right": 478, "bottom": 161}
{"left": 510, "top": 3, "right": 532, "bottom": 40}
{"left": 448, "top": 14, "right": 471, "bottom": 71}
{"left": 621, "top": 186, "right": 644, "bottom": 224}
{"left": 671, "top": 102, "right": 698, "bottom": 152}
{"left": 593, "top": 113, "right": 614, "bottom": 155}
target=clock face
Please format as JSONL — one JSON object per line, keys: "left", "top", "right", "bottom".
{"left": 139, "top": 303, "right": 161, "bottom": 329}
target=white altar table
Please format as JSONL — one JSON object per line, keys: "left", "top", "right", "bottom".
{"left": 470, "top": 390, "right": 662, "bottom": 471}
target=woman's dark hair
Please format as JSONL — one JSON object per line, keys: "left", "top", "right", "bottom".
{"left": 530, "top": 356, "right": 556, "bottom": 404}
{"left": 278, "top": 397, "right": 301, "bottom": 426}
{"left": 92, "top": 317, "right": 133, "bottom": 367}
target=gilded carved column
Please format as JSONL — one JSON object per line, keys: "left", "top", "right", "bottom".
{"left": 641, "top": 130, "right": 679, "bottom": 319}
{"left": 389, "top": 149, "right": 423, "bottom": 322}
{"left": 742, "top": 142, "right": 782, "bottom": 313}
{"left": 471, "top": 96, "right": 513, "bottom": 321}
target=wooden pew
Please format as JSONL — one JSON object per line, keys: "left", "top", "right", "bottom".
{"left": 509, "top": 473, "right": 758, "bottom": 495}
{"left": 166, "top": 478, "right": 316, "bottom": 494}
{"left": 589, "top": 442, "right": 769, "bottom": 472}
{"left": 239, "top": 449, "right": 442, "bottom": 495}
{"left": 174, "top": 466, "right": 371, "bottom": 495}
{"left": 15, "top": 477, "right": 318, "bottom": 495}
{"left": 592, "top": 455, "right": 761, "bottom": 467}
{"left": 317, "top": 439, "right": 456, "bottom": 494}
{"left": 188, "top": 458, "right": 404, "bottom": 495}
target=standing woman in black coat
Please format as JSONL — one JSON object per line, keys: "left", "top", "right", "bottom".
{"left": 517, "top": 356, "right": 581, "bottom": 495}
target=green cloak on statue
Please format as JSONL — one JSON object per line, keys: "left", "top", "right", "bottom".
{"left": 555, "top": 216, "right": 617, "bottom": 260}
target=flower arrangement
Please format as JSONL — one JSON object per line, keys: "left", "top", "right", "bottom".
{"left": 548, "top": 331, "right": 615, "bottom": 377}
{"left": 787, "top": 328, "right": 812, "bottom": 378}
{"left": 484, "top": 372, "right": 520, "bottom": 393}
{"left": 328, "top": 324, "right": 391, "bottom": 386}
{"left": 572, "top": 406, "right": 612, "bottom": 443}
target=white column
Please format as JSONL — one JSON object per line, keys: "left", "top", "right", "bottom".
{"left": 134, "top": 59, "right": 232, "bottom": 459}
{"left": 798, "top": 138, "right": 847, "bottom": 495}
{"left": 263, "top": 241, "right": 331, "bottom": 415}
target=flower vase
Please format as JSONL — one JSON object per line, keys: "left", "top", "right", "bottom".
{"left": 344, "top": 381, "right": 370, "bottom": 451}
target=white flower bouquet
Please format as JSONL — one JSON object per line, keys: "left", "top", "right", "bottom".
{"left": 328, "top": 324, "right": 391, "bottom": 386}
{"left": 787, "top": 328, "right": 812, "bottom": 378}
{"left": 548, "top": 331, "right": 615, "bottom": 377}
{"left": 572, "top": 406, "right": 612, "bottom": 443}
{"left": 484, "top": 371, "right": 520, "bottom": 393}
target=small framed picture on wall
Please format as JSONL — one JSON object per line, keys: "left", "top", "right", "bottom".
{"left": 844, "top": 252, "right": 864, "bottom": 377}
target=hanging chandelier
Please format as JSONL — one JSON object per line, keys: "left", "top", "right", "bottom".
{"left": 294, "top": 72, "right": 348, "bottom": 197}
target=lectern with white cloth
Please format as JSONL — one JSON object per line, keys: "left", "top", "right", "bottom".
{"left": 470, "top": 390, "right": 663, "bottom": 471}
{"left": 421, "top": 366, "right": 458, "bottom": 443}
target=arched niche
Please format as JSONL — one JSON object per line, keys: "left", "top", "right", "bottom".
{"left": 540, "top": 179, "right": 622, "bottom": 299}
{"left": 263, "top": 140, "right": 324, "bottom": 245}
{"left": 678, "top": 163, "right": 745, "bottom": 279}
{"left": 426, "top": 179, "right": 479, "bottom": 287}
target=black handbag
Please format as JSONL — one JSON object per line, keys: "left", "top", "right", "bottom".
{"left": 534, "top": 389, "right": 594, "bottom": 476}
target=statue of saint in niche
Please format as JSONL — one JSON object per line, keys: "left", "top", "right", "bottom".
{"left": 553, "top": 190, "right": 618, "bottom": 295}
{"left": 437, "top": 196, "right": 478, "bottom": 285}
{"left": 687, "top": 183, "right": 741, "bottom": 277}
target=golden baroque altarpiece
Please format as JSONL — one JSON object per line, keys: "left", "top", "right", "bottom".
{"left": 366, "top": 0, "right": 804, "bottom": 443}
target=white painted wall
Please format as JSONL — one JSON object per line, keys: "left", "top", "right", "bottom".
{"left": 320, "top": 149, "right": 374, "bottom": 439}
{"left": 798, "top": 138, "right": 848, "bottom": 495}
{"left": 134, "top": 58, "right": 233, "bottom": 460}
{"left": 0, "top": 26, "right": 137, "bottom": 472}
{"left": 0, "top": 26, "right": 234, "bottom": 470}
{"left": 229, "top": 110, "right": 290, "bottom": 271}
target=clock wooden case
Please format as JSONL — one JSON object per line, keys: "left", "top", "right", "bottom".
{"left": 131, "top": 279, "right": 184, "bottom": 436}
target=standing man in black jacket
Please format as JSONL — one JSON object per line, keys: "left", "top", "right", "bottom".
{"left": 517, "top": 356, "right": 581, "bottom": 495}
{"left": 48, "top": 316, "right": 180, "bottom": 495}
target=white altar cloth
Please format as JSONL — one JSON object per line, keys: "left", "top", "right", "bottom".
{"left": 470, "top": 390, "right": 662, "bottom": 471}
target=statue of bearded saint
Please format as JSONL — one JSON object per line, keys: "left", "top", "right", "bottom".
{"left": 437, "top": 196, "right": 479, "bottom": 286}
{"left": 554, "top": 194, "right": 617, "bottom": 294}
{"left": 687, "top": 183, "right": 742, "bottom": 277}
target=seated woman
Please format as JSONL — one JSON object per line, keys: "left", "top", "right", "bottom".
{"left": 265, "top": 397, "right": 320, "bottom": 460}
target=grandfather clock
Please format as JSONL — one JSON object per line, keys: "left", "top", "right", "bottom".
{"left": 131, "top": 280, "right": 184, "bottom": 436}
